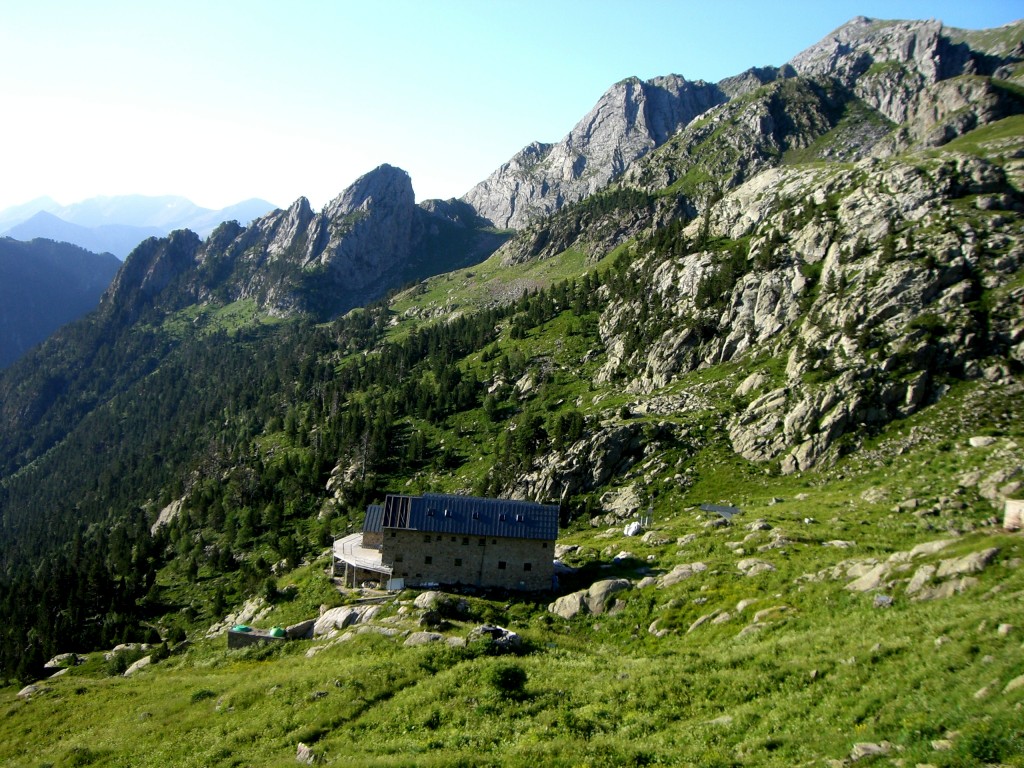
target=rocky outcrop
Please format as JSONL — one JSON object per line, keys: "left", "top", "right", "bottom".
{"left": 102, "top": 229, "right": 202, "bottom": 322}
{"left": 801, "top": 539, "right": 1006, "bottom": 601}
{"left": 512, "top": 420, "right": 687, "bottom": 501}
{"left": 788, "top": 17, "right": 1024, "bottom": 151}
{"left": 313, "top": 604, "right": 382, "bottom": 637}
{"left": 598, "top": 144, "right": 1024, "bottom": 472}
{"left": 464, "top": 76, "right": 727, "bottom": 229}
{"left": 150, "top": 498, "right": 184, "bottom": 535}
{"left": 206, "top": 596, "right": 272, "bottom": 638}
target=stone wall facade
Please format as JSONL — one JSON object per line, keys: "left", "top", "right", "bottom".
{"left": 382, "top": 529, "right": 553, "bottom": 591}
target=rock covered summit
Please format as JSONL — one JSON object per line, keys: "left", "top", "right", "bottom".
{"left": 462, "top": 74, "right": 730, "bottom": 229}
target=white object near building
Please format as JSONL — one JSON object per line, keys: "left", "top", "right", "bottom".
{"left": 1005, "top": 499, "right": 1024, "bottom": 531}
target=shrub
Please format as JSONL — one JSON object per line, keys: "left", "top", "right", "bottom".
{"left": 485, "top": 661, "right": 528, "bottom": 698}
{"left": 166, "top": 626, "right": 187, "bottom": 644}
{"left": 943, "top": 721, "right": 1024, "bottom": 766}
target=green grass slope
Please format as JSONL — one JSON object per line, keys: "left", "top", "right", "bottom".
{"left": 2, "top": 373, "right": 1021, "bottom": 767}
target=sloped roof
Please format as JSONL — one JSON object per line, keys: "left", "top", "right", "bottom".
{"left": 700, "top": 503, "right": 741, "bottom": 519}
{"left": 378, "top": 493, "right": 558, "bottom": 541}
{"left": 364, "top": 504, "right": 384, "bottom": 533}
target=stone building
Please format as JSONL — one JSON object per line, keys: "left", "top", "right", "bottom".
{"left": 334, "top": 493, "right": 559, "bottom": 591}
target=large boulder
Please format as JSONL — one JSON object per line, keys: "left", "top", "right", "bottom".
{"left": 123, "top": 655, "right": 152, "bottom": 677}
{"left": 313, "top": 605, "right": 380, "bottom": 637}
{"left": 467, "top": 625, "right": 523, "bottom": 653}
{"left": 586, "top": 579, "right": 633, "bottom": 614}
{"left": 845, "top": 563, "right": 890, "bottom": 592}
{"left": 414, "top": 591, "right": 444, "bottom": 610}
{"left": 548, "top": 578, "right": 633, "bottom": 619}
{"left": 548, "top": 590, "right": 588, "bottom": 619}
{"left": 286, "top": 619, "right": 316, "bottom": 640}
{"left": 935, "top": 548, "right": 1000, "bottom": 578}
{"left": 658, "top": 562, "right": 708, "bottom": 587}
{"left": 737, "top": 558, "right": 776, "bottom": 577}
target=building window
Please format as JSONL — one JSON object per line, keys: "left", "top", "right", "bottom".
{"left": 394, "top": 554, "right": 404, "bottom": 563}
{"left": 427, "top": 508, "right": 436, "bottom": 517}
{"left": 492, "top": 539, "right": 497, "bottom": 545}
{"left": 424, "top": 556, "right": 432, "bottom": 565}
{"left": 524, "top": 562, "right": 532, "bottom": 571}
{"left": 462, "top": 537, "right": 469, "bottom": 545}
{"left": 498, "top": 561, "right": 507, "bottom": 570}
{"left": 498, "top": 513, "right": 506, "bottom": 521}
{"left": 454, "top": 558, "right": 462, "bottom": 567}
{"left": 450, "top": 536, "right": 456, "bottom": 542}
{"left": 472, "top": 511, "right": 480, "bottom": 520}
{"left": 424, "top": 534, "right": 431, "bottom": 543}
{"left": 541, "top": 542, "right": 548, "bottom": 548}
{"left": 390, "top": 531, "right": 396, "bottom": 538}
{"left": 478, "top": 538, "right": 485, "bottom": 546}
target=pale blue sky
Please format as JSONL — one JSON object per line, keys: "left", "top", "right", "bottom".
{"left": 1, "top": 1, "right": 1020, "bottom": 211}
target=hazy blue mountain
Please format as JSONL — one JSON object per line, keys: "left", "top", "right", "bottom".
{"left": 0, "top": 195, "right": 277, "bottom": 258}
{"left": 52, "top": 194, "right": 275, "bottom": 233}
{"left": 4, "top": 211, "right": 162, "bottom": 259}
{"left": 0, "top": 196, "right": 59, "bottom": 231}
{"left": 0, "top": 237, "right": 121, "bottom": 367}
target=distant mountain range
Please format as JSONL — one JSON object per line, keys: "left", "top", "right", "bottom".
{"left": 0, "top": 195, "right": 277, "bottom": 259}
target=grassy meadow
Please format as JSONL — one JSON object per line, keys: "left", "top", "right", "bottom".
{"left": 2, "top": 371, "right": 1022, "bottom": 768}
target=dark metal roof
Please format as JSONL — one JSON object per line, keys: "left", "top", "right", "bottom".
{"left": 363, "top": 504, "right": 384, "bottom": 533}
{"left": 700, "top": 504, "right": 741, "bottom": 519}
{"left": 378, "top": 493, "right": 559, "bottom": 541}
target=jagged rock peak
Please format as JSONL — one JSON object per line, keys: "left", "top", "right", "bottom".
{"left": 462, "top": 74, "right": 727, "bottom": 229}
{"left": 788, "top": 17, "right": 948, "bottom": 85}
{"left": 324, "top": 164, "right": 414, "bottom": 219}
{"left": 787, "top": 16, "right": 1024, "bottom": 87}
{"left": 288, "top": 196, "right": 313, "bottom": 216}
{"left": 787, "top": 16, "right": 1024, "bottom": 128}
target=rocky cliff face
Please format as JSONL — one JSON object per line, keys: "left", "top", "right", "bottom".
{"left": 462, "top": 75, "right": 728, "bottom": 229}
{"left": 103, "top": 165, "right": 508, "bottom": 321}
{"left": 593, "top": 145, "right": 1024, "bottom": 475}
{"left": 785, "top": 18, "right": 1024, "bottom": 149}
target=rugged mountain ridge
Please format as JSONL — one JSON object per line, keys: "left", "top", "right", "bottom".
{"left": 104, "top": 164, "right": 507, "bottom": 322}
{"left": 462, "top": 17, "right": 1024, "bottom": 232}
